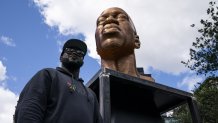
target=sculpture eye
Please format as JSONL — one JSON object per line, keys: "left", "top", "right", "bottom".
{"left": 117, "top": 14, "right": 128, "bottom": 21}
{"left": 97, "top": 17, "right": 106, "bottom": 26}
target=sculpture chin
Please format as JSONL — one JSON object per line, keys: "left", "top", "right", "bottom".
{"left": 101, "top": 39, "right": 123, "bottom": 50}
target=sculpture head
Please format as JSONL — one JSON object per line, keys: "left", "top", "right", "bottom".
{"left": 95, "top": 7, "right": 140, "bottom": 59}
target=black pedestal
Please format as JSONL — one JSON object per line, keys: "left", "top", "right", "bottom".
{"left": 86, "top": 68, "right": 201, "bottom": 123}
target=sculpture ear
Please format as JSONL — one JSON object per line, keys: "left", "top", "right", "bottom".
{"left": 134, "top": 35, "right": 140, "bottom": 49}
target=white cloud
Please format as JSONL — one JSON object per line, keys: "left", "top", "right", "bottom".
{"left": 0, "top": 60, "right": 18, "bottom": 123}
{"left": 0, "top": 57, "right": 7, "bottom": 61}
{"left": 0, "top": 61, "right": 7, "bottom": 82}
{"left": 10, "top": 76, "right": 17, "bottom": 81}
{"left": 0, "top": 36, "right": 16, "bottom": 47}
{"left": 33, "top": 0, "right": 209, "bottom": 74}
{"left": 57, "top": 40, "right": 64, "bottom": 53}
{"left": 177, "top": 75, "right": 204, "bottom": 92}
{"left": 0, "top": 87, "right": 18, "bottom": 123}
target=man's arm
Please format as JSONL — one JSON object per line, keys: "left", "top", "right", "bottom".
{"left": 14, "top": 69, "right": 51, "bottom": 123}
{"left": 88, "top": 88, "right": 103, "bottom": 123}
{"left": 94, "top": 97, "right": 103, "bottom": 123}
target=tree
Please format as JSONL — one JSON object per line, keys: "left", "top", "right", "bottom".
{"left": 194, "top": 77, "right": 218, "bottom": 123}
{"left": 182, "top": 1, "right": 218, "bottom": 76}
{"left": 171, "top": 104, "right": 192, "bottom": 123}
{"left": 171, "top": 77, "right": 218, "bottom": 123}
{"left": 177, "top": 2, "right": 218, "bottom": 122}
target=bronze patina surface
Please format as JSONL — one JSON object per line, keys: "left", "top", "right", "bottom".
{"left": 95, "top": 7, "right": 154, "bottom": 82}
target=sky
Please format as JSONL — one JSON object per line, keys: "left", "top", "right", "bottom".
{"left": 0, "top": 0, "right": 213, "bottom": 122}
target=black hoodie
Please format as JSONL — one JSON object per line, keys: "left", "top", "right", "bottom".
{"left": 14, "top": 67, "right": 102, "bottom": 123}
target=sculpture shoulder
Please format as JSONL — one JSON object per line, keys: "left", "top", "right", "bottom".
{"left": 139, "top": 75, "right": 155, "bottom": 82}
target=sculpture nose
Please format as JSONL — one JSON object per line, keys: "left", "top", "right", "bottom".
{"left": 103, "top": 15, "right": 119, "bottom": 26}
{"left": 106, "top": 15, "right": 115, "bottom": 20}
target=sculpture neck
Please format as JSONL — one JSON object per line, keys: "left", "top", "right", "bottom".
{"left": 101, "top": 53, "right": 140, "bottom": 77}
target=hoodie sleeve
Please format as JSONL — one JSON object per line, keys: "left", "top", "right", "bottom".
{"left": 14, "top": 69, "right": 52, "bottom": 123}
{"left": 87, "top": 88, "right": 103, "bottom": 123}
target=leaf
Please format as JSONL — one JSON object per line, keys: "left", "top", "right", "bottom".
{"left": 190, "top": 24, "right": 195, "bottom": 27}
{"left": 183, "top": 1, "right": 218, "bottom": 76}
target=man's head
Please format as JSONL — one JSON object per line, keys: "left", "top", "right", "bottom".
{"left": 95, "top": 7, "right": 140, "bottom": 59}
{"left": 60, "top": 39, "right": 87, "bottom": 69}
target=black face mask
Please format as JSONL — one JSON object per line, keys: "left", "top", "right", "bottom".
{"left": 61, "top": 51, "right": 84, "bottom": 69}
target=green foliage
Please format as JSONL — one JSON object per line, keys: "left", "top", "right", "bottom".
{"left": 180, "top": 1, "right": 218, "bottom": 122}
{"left": 182, "top": 1, "right": 218, "bottom": 76}
{"left": 194, "top": 77, "right": 218, "bottom": 123}
{"left": 172, "top": 104, "right": 192, "bottom": 123}
{"left": 172, "top": 77, "right": 218, "bottom": 123}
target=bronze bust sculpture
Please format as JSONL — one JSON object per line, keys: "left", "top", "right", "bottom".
{"left": 95, "top": 7, "right": 154, "bottom": 82}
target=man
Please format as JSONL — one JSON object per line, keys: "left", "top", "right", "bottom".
{"left": 14, "top": 39, "right": 102, "bottom": 123}
{"left": 95, "top": 7, "right": 155, "bottom": 82}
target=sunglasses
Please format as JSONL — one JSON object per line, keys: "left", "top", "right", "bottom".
{"left": 64, "top": 48, "right": 85, "bottom": 57}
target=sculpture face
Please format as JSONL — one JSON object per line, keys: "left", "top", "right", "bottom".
{"left": 95, "top": 7, "right": 138, "bottom": 58}
{"left": 94, "top": 7, "right": 154, "bottom": 82}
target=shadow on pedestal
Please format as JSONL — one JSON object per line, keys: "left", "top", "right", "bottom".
{"left": 86, "top": 68, "right": 201, "bottom": 123}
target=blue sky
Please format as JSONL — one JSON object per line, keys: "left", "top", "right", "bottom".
{"left": 0, "top": 0, "right": 212, "bottom": 122}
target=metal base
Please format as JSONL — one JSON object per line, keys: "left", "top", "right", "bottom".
{"left": 87, "top": 68, "right": 201, "bottom": 123}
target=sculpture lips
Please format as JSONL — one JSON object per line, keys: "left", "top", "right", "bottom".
{"left": 103, "top": 24, "right": 120, "bottom": 34}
